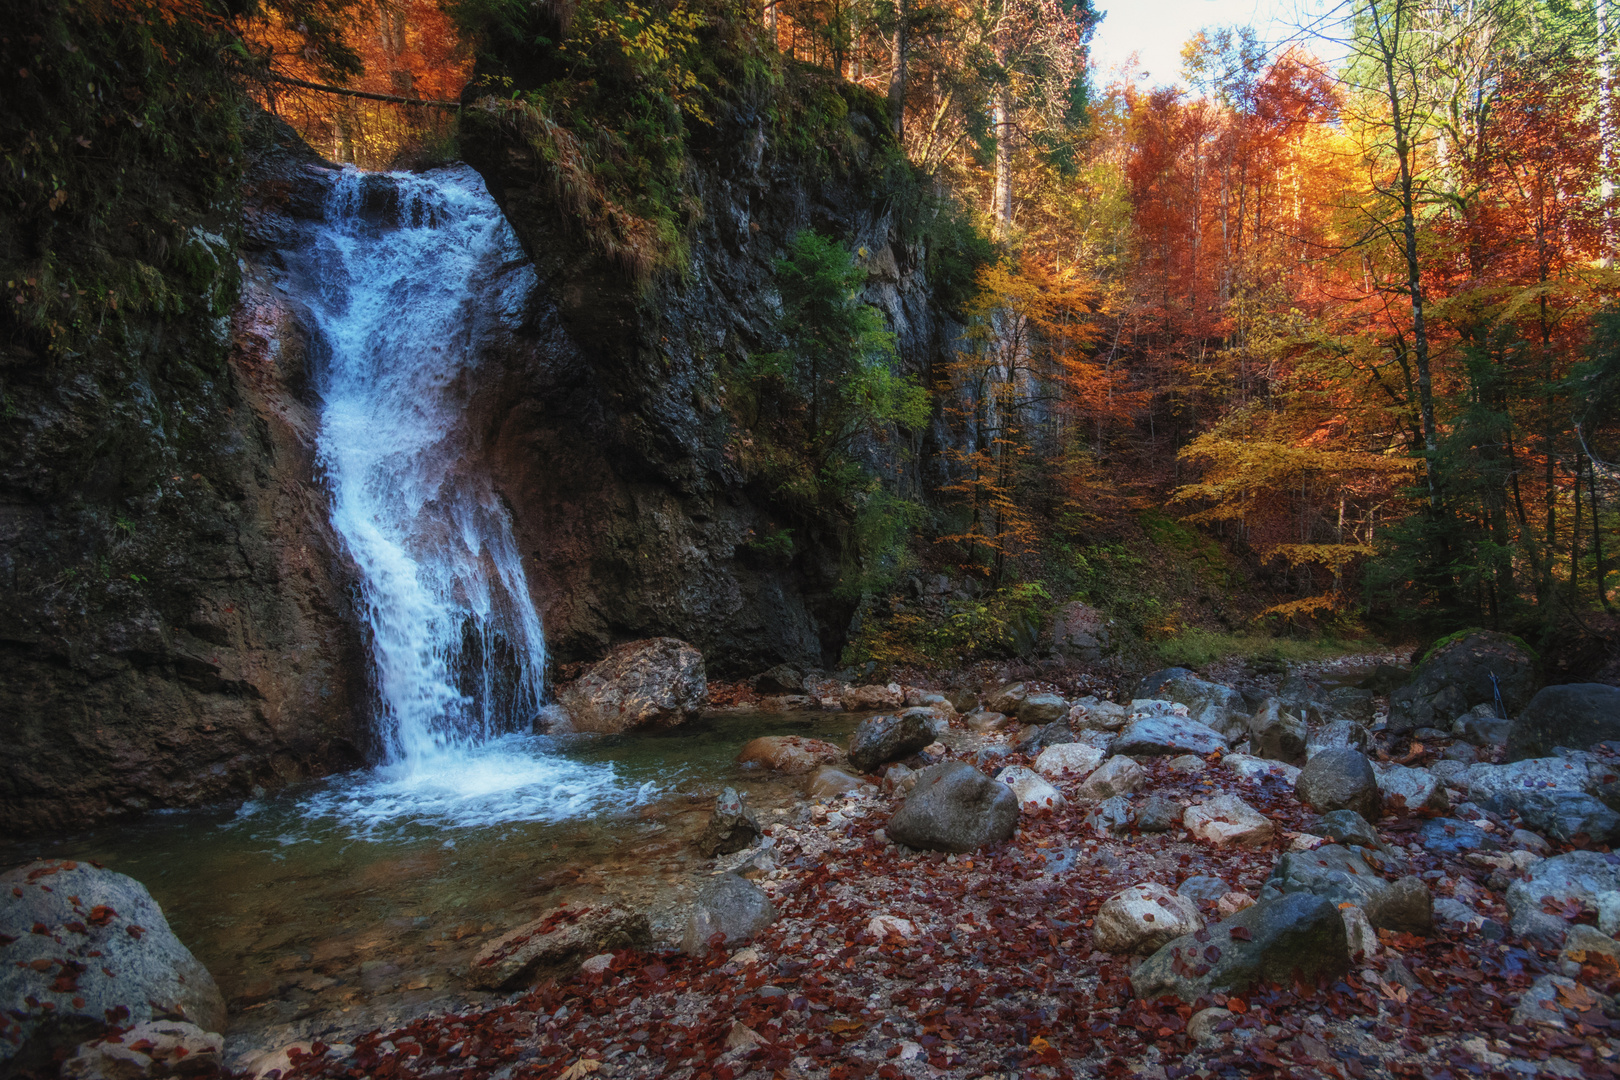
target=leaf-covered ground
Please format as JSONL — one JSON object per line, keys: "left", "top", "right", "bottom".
{"left": 270, "top": 718, "right": 1620, "bottom": 1080}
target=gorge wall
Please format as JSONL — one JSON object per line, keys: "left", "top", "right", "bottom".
{"left": 0, "top": 10, "right": 369, "bottom": 835}
{"left": 459, "top": 74, "right": 962, "bottom": 674}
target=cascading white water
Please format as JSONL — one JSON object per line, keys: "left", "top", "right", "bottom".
{"left": 283, "top": 164, "right": 638, "bottom": 833}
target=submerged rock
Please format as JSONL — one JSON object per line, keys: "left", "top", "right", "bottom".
{"left": 735, "top": 735, "right": 842, "bottom": 774}
{"left": 468, "top": 904, "right": 650, "bottom": 990}
{"left": 0, "top": 861, "right": 225, "bottom": 1075}
{"left": 555, "top": 637, "right": 707, "bottom": 733}
{"left": 887, "top": 762, "right": 1019, "bottom": 853}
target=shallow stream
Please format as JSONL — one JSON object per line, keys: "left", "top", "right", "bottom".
{"left": 3, "top": 710, "right": 861, "bottom": 1058}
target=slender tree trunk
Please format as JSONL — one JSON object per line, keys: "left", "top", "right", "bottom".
{"left": 1601, "top": 0, "right": 1616, "bottom": 265}
{"left": 888, "top": 0, "right": 907, "bottom": 138}
{"left": 1594, "top": 450, "right": 1614, "bottom": 610}
{"left": 993, "top": 86, "right": 1013, "bottom": 227}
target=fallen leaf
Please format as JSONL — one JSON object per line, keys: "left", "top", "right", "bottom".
{"left": 559, "top": 1060, "right": 601, "bottom": 1080}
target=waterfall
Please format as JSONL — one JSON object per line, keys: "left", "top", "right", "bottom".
{"left": 282, "top": 164, "right": 633, "bottom": 832}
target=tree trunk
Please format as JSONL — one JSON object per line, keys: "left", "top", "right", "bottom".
{"left": 888, "top": 0, "right": 907, "bottom": 138}
{"left": 992, "top": 86, "right": 1013, "bottom": 227}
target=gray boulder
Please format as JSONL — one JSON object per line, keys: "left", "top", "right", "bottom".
{"left": 1267, "top": 847, "right": 1431, "bottom": 932}
{"left": 887, "top": 762, "right": 1019, "bottom": 853}
{"left": 556, "top": 637, "right": 708, "bottom": 733}
{"left": 751, "top": 664, "right": 805, "bottom": 693}
{"left": 1249, "top": 698, "right": 1307, "bottom": 765}
{"left": 1510, "top": 790, "right": 1620, "bottom": 846}
{"left": 1316, "top": 809, "right": 1383, "bottom": 851}
{"left": 1306, "top": 719, "right": 1371, "bottom": 759}
{"left": 1414, "top": 817, "right": 1500, "bottom": 857}
{"left": 1177, "top": 875, "right": 1232, "bottom": 904}
{"left": 1325, "top": 686, "right": 1376, "bottom": 725}
{"left": 1387, "top": 630, "right": 1540, "bottom": 735}
{"left": 1136, "top": 795, "right": 1184, "bottom": 833}
{"left": 1295, "top": 748, "right": 1382, "bottom": 821}
{"left": 682, "top": 874, "right": 776, "bottom": 956}
{"left": 1084, "top": 796, "right": 1134, "bottom": 836}
{"left": 1505, "top": 851, "right": 1620, "bottom": 949}
{"left": 985, "top": 682, "right": 1029, "bottom": 715}
{"left": 1017, "top": 693, "right": 1070, "bottom": 724}
{"left": 1136, "top": 670, "right": 1249, "bottom": 736}
{"left": 1015, "top": 721, "right": 1080, "bottom": 756}
{"left": 1512, "top": 974, "right": 1619, "bottom": 1028}
{"left": 1460, "top": 756, "right": 1600, "bottom": 814}
{"left": 848, "top": 712, "right": 934, "bottom": 773}
{"left": 1131, "top": 893, "right": 1350, "bottom": 1003}
{"left": 0, "top": 861, "right": 225, "bottom": 1075}
{"left": 1115, "top": 715, "right": 1229, "bottom": 757}
{"left": 1508, "top": 684, "right": 1620, "bottom": 761}
{"left": 1050, "top": 601, "right": 1111, "bottom": 660}
{"left": 696, "top": 788, "right": 760, "bottom": 856}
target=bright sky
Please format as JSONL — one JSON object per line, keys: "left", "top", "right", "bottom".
{"left": 1087, "top": 0, "right": 1349, "bottom": 90}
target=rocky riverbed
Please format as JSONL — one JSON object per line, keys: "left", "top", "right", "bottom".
{"left": 9, "top": 633, "right": 1620, "bottom": 1079}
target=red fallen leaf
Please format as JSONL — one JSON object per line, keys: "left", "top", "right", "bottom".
{"left": 1204, "top": 945, "right": 1222, "bottom": 963}
{"left": 28, "top": 958, "right": 53, "bottom": 972}
{"left": 63, "top": 922, "right": 87, "bottom": 935}
{"left": 125, "top": 926, "right": 144, "bottom": 940}
{"left": 1227, "top": 998, "right": 1247, "bottom": 1014}
{"left": 30, "top": 923, "right": 49, "bottom": 935}
{"left": 87, "top": 906, "right": 116, "bottom": 927}
{"left": 1229, "top": 927, "right": 1253, "bottom": 942}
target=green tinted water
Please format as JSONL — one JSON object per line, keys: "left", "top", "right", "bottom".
{"left": 2, "top": 711, "right": 860, "bottom": 1057}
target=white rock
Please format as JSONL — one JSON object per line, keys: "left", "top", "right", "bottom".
{"left": 995, "top": 766, "right": 1067, "bottom": 812}
{"left": 868, "top": 914, "right": 917, "bottom": 939}
{"left": 1222, "top": 753, "right": 1301, "bottom": 784}
{"left": 1092, "top": 882, "right": 1203, "bottom": 955}
{"left": 1076, "top": 755, "right": 1146, "bottom": 800}
{"left": 1215, "top": 891, "right": 1256, "bottom": 917}
{"left": 580, "top": 952, "right": 615, "bottom": 975}
{"left": 1341, "top": 904, "right": 1379, "bottom": 958}
{"left": 1130, "top": 698, "right": 1191, "bottom": 717}
{"left": 1034, "top": 743, "right": 1107, "bottom": 779}
{"left": 1184, "top": 795, "right": 1276, "bottom": 849}
{"left": 67, "top": 1022, "right": 225, "bottom": 1080}
{"left": 1287, "top": 832, "right": 1326, "bottom": 851}
{"left": 1600, "top": 892, "right": 1620, "bottom": 937}
{"left": 1375, "top": 763, "right": 1450, "bottom": 811}
{"left": 1168, "top": 754, "right": 1208, "bottom": 774}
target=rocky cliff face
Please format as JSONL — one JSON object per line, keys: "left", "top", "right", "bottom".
{"left": 460, "top": 91, "right": 960, "bottom": 674}
{"left": 0, "top": 97, "right": 369, "bottom": 834}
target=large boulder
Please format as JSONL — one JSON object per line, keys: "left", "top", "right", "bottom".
{"left": 1131, "top": 893, "right": 1350, "bottom": 1003}
{"left": 1508, "top": 684, "right": 1620, "bottom": 760}
{"left": 555, "top": 637, "right": 707, "bottom": 733}
{"left": 1050, "top": 602, "right": 1111, "bottom": 660}
{"left": 0, "top": 861, "right": 226, "bottom": 1074}
{"left": 848, "top": 712, "right": 935, "bottom": 773}
{"left": 1295, "top": 749, "right": 1382, "bottom": 821}
{"left": 1267, "top": 847, "right": 1432, "bottom": 932}
{"left": 1136, "top": 670, "right": 1248, "bottom": 736}
{"left": 1076, "top": 755, "right": 1147, "bottom": 800}
{"left": 1017, "top": 693, "right": 1071, "bottom": 724}
{"left": 1387, "top": 630, "right": 1540, "bottom": 734}
{"left": 1184, "top": 795, "right": 1276, "bottom": 849}
{"left": 681, "top": 874, "right": 776, "bottom": 956}
{"left": 1248, "top": 698, "right": 1307, "bottom": 765}
{"left": 1093, "top": 883, "right": 1203, "bottom": 955}
{"left": 1034, "top": 743, "right": 1107, "bottom": 780}
{"left": 1114, "top": 715, "right": 1229, "bottom": 757}
{"left": 985, "top": 683, "right": 1030, "bottom": 715}
{"left": 468, "top": 903, "right": 650, "bottom": 990}
{"left": 1504, "top": 851, "right": 1620, "bottom": 950}
{"left": 1457, "top": 756, "right": 1600, "bottom": 813}
{"left": 1510, "top": 790, "right": 1620, "bottom": 846}
{"left": 887, "top": 762, "right": 1020, "bottom": 853}
{"left": 61, "top": 1020, "right": 223, "bottom": 1080}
